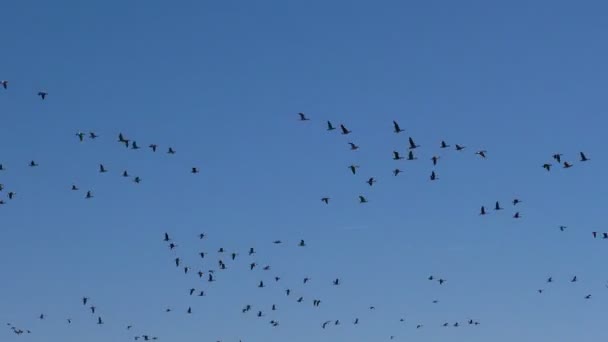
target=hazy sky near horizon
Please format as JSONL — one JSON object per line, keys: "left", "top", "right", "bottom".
{"left": 1, "top": 1, "right": 608, "bottom": 341}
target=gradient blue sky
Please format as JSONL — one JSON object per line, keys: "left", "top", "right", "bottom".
{"left": 1, "top": 1, "right": 607, "bottom": 341}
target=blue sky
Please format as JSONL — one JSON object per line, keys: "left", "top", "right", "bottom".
{"left": 1, "top": 0, "right": 608, "bottom": 341}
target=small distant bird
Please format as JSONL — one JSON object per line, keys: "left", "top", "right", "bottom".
{"left": 164, "top": 233, "right": 170, "bottom": 241}
{"left": 393, "top": 169, "right": 402, "bottom": 176}
{"left": 475, "top": 150, "right": 487, "bottom": 158}
{"left": 438, "top": 279, "right": 446, "bottom": 285}
{"left": 408, "top": 137, "right": 419, "bottom": 149}
{"left": 349, "top": 165, "right": 359, "bottom": 175}
{"left": 543, "top": 163, "right": 552, "bottom": 171}
{"left": 298, "top": 113, "right": 310, "bottom": 121}
{"left": 167, "top": 147, "right": 176, "bottom": 154}
{"left": 0, "top": 80, "right": 7, "bottom": 89}
{"left": 76, "top": 132, "right": 85, "bottom": 141}
{"left": 133, "top": 176, "right": 141, "bottom": 184}
{"left": 512, "top": 198, "right": 522, "bottom": 205}
{"left": 149, "top": 144, "right": 157, "bottom": 152}
{"left": 322, "top": 321, "right": 331, "bottom": 329}
{"left": 366, "top": 177, "right": 376, "bottom": 186}
{"left": 340, "top": 124, "right": 351, "bottom": 135}
{"left": 553, "top": 154, "right": 563, "bottom": 163}
{"left": 513, "top": 212, "right": 521, "bottom": 219}
{"left": 187, "top": 307, "right": 192, "bottom": 314}
{"left": 199, "top": 233, "right": 206, "bottom": 239}
{"left": 603, "top": 233, "right": 608, "bottom": 239}
{"left": 71, "top": 185, "right": 79, "bottom": 191}
{"left": 430, "top": 171, "right": 438, "bottom": 181}
{"left": 122, "top": 170, "right": 129, "bottom": 177}
{"left": 393, "top": 151, "right": 403, "bottom": 160}
{"left": 83, "top": 297, "right": 89, "bottom": 305}
{"left": 29, "top": 160, "right": 38, "bottom": 167}
{"left": 547, "top": 277, "right": 553, "bottom": 283}
{"left": 99, "top": 164, "right": 108, "bottom": 173}
{"left": 97, "top": 317, "right": 104, "bottom": 325}
{"left": 580, "top": 152, "right": 589, "bottom": 162}
{"left": 494, "top": 201, "right": 503, "bottom": 211}
{"left": 393, "top": 120, "right": 404, "bottom": 133}
{"left": 348, "top": 142, "right": 359, "bottom": 150}
{"left": 585, "top": 294, "right": 592, "bottom": 299}
{"left": 89, "top": 132, "right": 98, "bottom": 139}
{"left": 326, "top": 121, "right": 336, "bottom": 131}
{"left": 480, "top": 206, "right": 486, "bottom": 215}
{"left": 273, "top": 240, "right": 282, "bottom": 244}
{"left": 559, "top": 226, "right": 567, "bottom": 232}
{"left": 333, "top": 278, "right": 340, "bottom": 285}
{"left": 571, "top": 276, "right": 577, "bottom": 282}
{"left": 8, "top": 191, "right": 16, "bottom": 199}
{"left": 249, "top": 247, "right": 256, "bottom": 254}
{"left": 37, "top": 91, "right": 48, "bottom": 100}
{"left": 321, "top": 197, "right": 330, "bottom": 204}
{"left": 563, "top": 161, "right": 573, "bottom": 168}
{"left": 455, "top": 144, "right": 466, "bottom": 151}
{"left": 407, "top": 151, "right": 417, "bottom": 160}
{"left": 299, "top": 240, "right": 306, "bottom": 247}
{"left": 191, "top": 167, "right": 199, "bottom": 174}
{"left": 359, "top": 195, "right": 368, "bottom": 203}
{"left": 440, "top": 140, "right": 450, "bottom": 148}
{"left": 85, "top": 191, "right": 93, "bottom": 199}
{"left": 431, "top": 156, "right": 440, "bottom": 165}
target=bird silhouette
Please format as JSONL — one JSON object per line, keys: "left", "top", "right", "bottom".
{"left": 348, "top": 142, "right": 359, "bottom": 150}
{"left": 408, "top": 137, "right": 419, "bottom": 149}
{"left": 393, "top": 121, "right": 404, "bottom": 133}
{"left": 359, "top": 195, "right": 368, "bottom": 203}
{"left": 37, "top": 91, "right": 48, "bottom": 100}
{"left": 580, "top": 152, "right": 589, "bottom": 162}
{"left": 349, "top": 165, "right": 360, "bottom": 175}
{"left": 393, "top": 151, "right": 403, "bottom": 160}
{"left": 0, "top": 80, "right": 7, "bottom": 89}
{"left": 340, "top": 124, "right": 351, "bottom": 135}
{"left": 326, "top": 121, "right": 336, "bottom": 131}
{"left": 321, "top": 197, "right": 330, "bottom": 204}
{"left": 543, "top": 163, "right": 552, "bottom": 171}
{"left": 298, "top": 113, "right": 310, "bottom": 121}
{"left": 475, "top": 150, "right": 487, "bottom": 158}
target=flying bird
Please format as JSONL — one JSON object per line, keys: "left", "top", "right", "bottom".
{"left": 580, "top": 152, "right": 589, "bottom": 162}
{"left": 37, "top": 91, "right": 48, "bottom": 100}
{"left": 407, "top": 151, "right": 417, "bottom": 160}
{"left": 563, "top": 161, "right": 573, "bottom": 168}
{"left": 298, "top": 113, "right": 310, "bottom": 121}
{"left": 393, "top": 120, "right": 404, "bottom": 133}
{"left": 475, "top": 150, "right": 487, "bottom": 158}
{"left": 99, "top": 164, "right": 108, "bottom": 173}
{"left": 393, "top": 169, "right": 402, "bottom": 176}
{"left": 408, "top": 137, "right": 419, "bottom": 149}
{"left": 494, "top": 201, "right": 503, "bottom": 210}
{"left": 167, "top": 147, "right": 176, "bottom": 154}
{"left": 192, "top": 167, "right": 199, "bottom": 174}
{"left": 149, "top": 144, "right": 157, "bottom": 152}
{"left": 440, "top": 140, "right": 450, "bottom": 148}
{"left": 348, "top": 165, "right": 360, "bottom": 175}
{"left": 430, "top": 171, "right": 438, "bottom": 181}
{"left": 553, "top": 153, "right": 563, "bottom": 163}
{"left": 480, "top": 206, "right": 487, "bottom": 215}
{"left": 393, "top": 151, "right": 403, "bottom": 160}
{"left": 326, "top": 121, "right": 336, "bottom": 131}
{"left": 340, "top": 124, "right": 351, "bottom": 135}
{"left": 542, "top": 163, "right": 552, "bottom": 171}
{"left": 348, "top": 142, "right": 359, "bottom": 150}
{"left": 0, "top": 80, "right": 7, "bottom": 89}
{"left": 366, "top": 177, "right": 376, "bottom": 186}
{"left": 431, "top": 156, "right": 440, "bottom": 166}
{"left": 359, "top": 195, "right": 368, "bottom": 203}
{"left": 321, "top": 197, "right": 330, "bottom": 204}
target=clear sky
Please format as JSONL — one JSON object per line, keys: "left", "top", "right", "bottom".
{"left": 1, "top": 0, "right": 607, "bottom": 341}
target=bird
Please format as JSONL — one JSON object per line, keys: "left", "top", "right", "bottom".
{"left": 340, "top": 124, "right": 351, "bottom": 135}
{"left": 393, "top": 120, "right": 404, "bottom": 133}
{"left": 455, "top": 144, "right": 466, "bottom": 151}
{"left": 122, "top": 170, "right": 130, "bottom": 177}
{"left": 393, "top": 151, "right": 403, "bottom": 160}
{"left": 76, "top": 132, "right": 85, "bottom": 142}
{"left": 118, "top": 133, "right": 129, "bottom": 147}
{"left": 571, "top": 276, "right": 577, "bottom": 282}
{"left": 563, "top": 161, "right": 573, "bottom": 168}
{"left": 494, "top": 201, "right": 503, "bottom": 210}
{"left": 8, "top": 191, "right": 16, "bottom": 200}
{"left": 430, "top": 171, "right": 438, "bottom": 181}
{"left": 408, "top": 137, "right": 419, "bottom": 149}
{"left": 82, "top": 297, "right": 89, "bottom": 306}
{"left": 359, "top": 195, "right": 368, "bottom": 203}
{"left": 440, "top": 140, "right": 450, "bottom": 148}
{"left": 580, "top": 152, "right": 589, "bottom": 162}
{"left": 298, "top": 113, "right": 310, "bottom": 121}
{"left": 547, "top": 277, "right": 553, "bottom": 283}
{"left": 299, "top": 240, "right": 306, "bottom": 247}
{"left": 348, "top": 142, "right": 359, "bottom": 150}
{"left": 480, "top": 206, "right": 487, "bottom": 215}
{"left": 89, "top": 132, "right": 98, "bottom": 139}
{"left": 348, "top": 165, "right": 360, "bottom": 175}
{"left": 407, "top": 151, "right": 417, "bottom": 160}
{"left": 326, "top": 121, "right": 336, "bottom": 131}
{"left": 85, "top": 191, "right": 93, "bottom": 199}
{"left": 475, "top": 150, "right": 487, "bottom": 158}
{"left": 553, "top": 153, "right": 563, "bottom": 163}
{"left": 167, "top": 147, "right": 176, "bottom": 154}
{"left": 393, "top": 169, "right": 402, "bottom": 176}
{"left": 131, "top": 141, "right": 140, "bottom": 150}
{"left": 149, "top": 144, "right": 157, "bottom": 152}
{"left": 543, "top": 163, "right": 552, "bottom": 171}
{"left": 366, "top": 177, "right": 376, "bottom": 186}
{"left": 322, "top": 321, "right": 331, "bottom": 329}
{"left": 29, "top": 160, "right": 38, "bottom": 167}
{"left": 513, "top": 198, "right": 522, "bottom": 205}
{"left": 438, "top": 279, "right": 446, "bottom": 285}
{"left": 97, "top": 317, "right": 104, "bottom": 325}
{"left": 37, "top": 91, "right": 48, "bottom": 100}
{"left": 71, "top": 185, "right": 79, "bottom": 191}
{"left": 513, "top": 212, "right": 521, "bottom": 219}
{"left": 99, "top": 164, "right": 108, "bottom": 173}
{"left": 187, "top": 307, "right": 192, "bottom": 314}
{"left": 191, "top": 167, "right": 199, "bottom": 174}
{"left": 585, "top": 294, "right": 592, "bottom": 299}
{"left": 431, "top": 156, "right": 440, "bottom": 166}
{"left": 0, "top": 80, "right": 7, "bottom": 89}
{"left": 133, "top": 176, "right": 141, "bottom": 184}
{"left": 321, "top": 197, "right": 330, "bottom": 204}
{"left": 333, "top": 278, "right": 340, "bottom": 285}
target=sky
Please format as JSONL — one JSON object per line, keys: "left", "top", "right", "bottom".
{"left": 1, "top": 0, "right": 608, "bottom": 341}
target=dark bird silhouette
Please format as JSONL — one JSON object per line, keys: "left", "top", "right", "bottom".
{"left": 164, "top": 233, "right": 170, "bottom": 241}
{"left": 149, "top": 144, "right": 157, "bottom": 152}
{"left": 118, "top": 133, "right": 129, "bottom": 147}
{"left": 393, "top": 121, "right": 404, "bottom": 133}
{"left": 167, "top": 147, "right": 176, "bottom": 154}
{"left": 37, "top": 91, "right": 48, "bottom": 100}
{"left": 585, "top": 294, "right": 592, "bottom": 299}
{"left": 393, "top": 151, "right": 403, "bottom": 160}
{"left": 563, "top": 161, "right": 573, "bottom": 168}
{"left": 187, "top": 307, "right": 192, "bottom": 314}
{"left": 340, "top": 124, "right": 351, "bottom": 135}
{"left": 333, "top": 278, "right": 340, "bottom": 285}
{"left": 513, "top": 212, "right": 521, "bottom": 219}
{"left": 455, "top": 144, "right": 466, "bottom": 151}
{"left": 8, "top": 191, "right": 16, "bottom": 200}
{"left": 192, "top": 167, "right": 199, "bottom": 174}
{"left": 543, "top": 163, "right": 552, "bottom": 171}
{"left": 440, "top": 140, "right": 450, "bottom": 148}
{"left": 322, "top": 321, "right": 331, "bottom": 329}
{"left": 393, "top": 169, "right": 402, "bottom": 176}
{"left": 76, "top": 132, "right": 85, "bottom": 142}
{"left": 603, "top": 233, "right": 608, "bottom": 239}
{"left": 348, "top": 165, "right": 360, "bottom": 175}
{"left": 99, "top": 164, "right": 108, "bottom": 173}
{"left": 326, "top": 121, "right": 336, "bottom": 131}
{"left": 580, "top": 152, "right": 589, "bottom": 162}
{"left": 321, "top": 197, "right": 330, "bottom": 204}
{"left": 85, "top": 191, "right": 93, "bottom": 199}
{"left": 408, "top": 137, "right": 419, "bottom": 149}
{"left": 513, "top": 199, "right": 522, "bottom": 205}
{"left": 89, "top": 132, "right": 98, "bottom": 139}
{"left": 359, "top": 195, "right": 368, "bottom": 203}
{"left": 366, "top": 177, "right": 376, "bottom": 186}
{"left": 494, "top": 201, "right": 503, "bottom": 210}
{"left": 83, "top": 297, "right": 89, "bottom": 306}
{"left": 559, "top": 226, "right": 566, "bottom": 232}
{"left": 299, "top": 240, "right": 306, "bottom": 247}
{"left": 298, "top": 113, "right": 310, "bottom": 121}
{"left": 480, "top": 206, "right": 486, "bottom": 215}
{"left": 431, "top": 156, "right": 440, "bottom": 166}
{"left": 407, "top": 151, "right": 417, "bottom": 161}
{"left": 430, "top": 171, "right": 438, "bottom": 181}
{"left": 131, "top": 141, "right": 140, "bottom": 150}
{"left": 71, "top": 185, "right": 79, "bottom": 191}
{"left": 97, "top": 317, "right": 103, "bottom": 325}
{"left": 29, "top": 160, "right": 38, "bottom": 167}
{"left": 348, "top": 142, "right": 359, "bottom": 150}
{"left": 571, "top": 276, "right": 577, "bottom": 283}
{"left": 0, "top": 80, "right": 7, "bottom": 89}
{"left": 133, "top": 176, "right": 141, "bottom": 184}
{"left": 122, "top": 170, "right": 129, "bottom": 177}
{"left": 553, "top": 154, "right": 562, "bottom": 163}
{"left": 475, "top": 150, "right": 487, "bottom": 158}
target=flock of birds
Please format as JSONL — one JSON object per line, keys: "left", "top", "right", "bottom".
{"left": 0, "top": 81, "right": 600, "bottom": 342}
